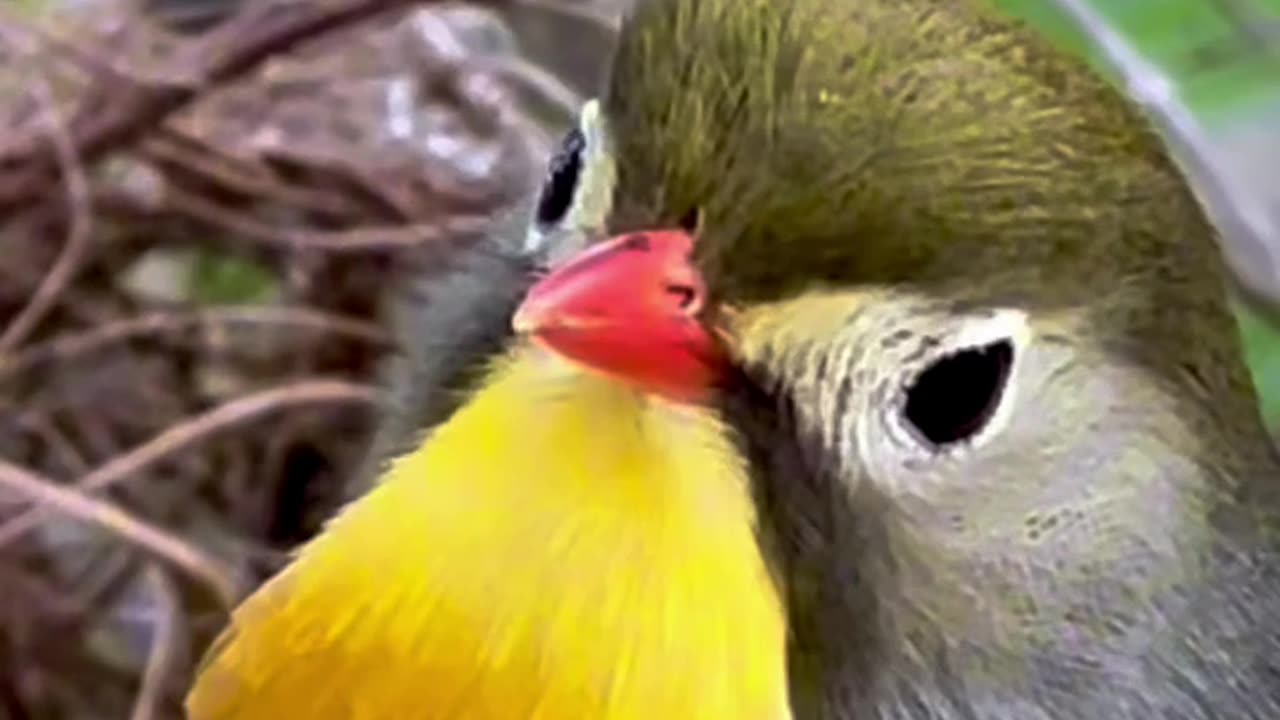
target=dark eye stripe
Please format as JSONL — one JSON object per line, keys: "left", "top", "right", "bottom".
{"left": 535, "top": 126, "right": 586, "bottom": 227}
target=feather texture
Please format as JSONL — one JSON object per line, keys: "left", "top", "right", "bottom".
{"left": 347, "top": 235, "right": 536, "bottom": 502}
{"left": 187, "top": 347, "right": 789, "bottom": 719}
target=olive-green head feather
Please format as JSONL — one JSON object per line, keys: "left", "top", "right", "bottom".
{"left": 604, "top": 0, "right": 1246, "bottom": 388}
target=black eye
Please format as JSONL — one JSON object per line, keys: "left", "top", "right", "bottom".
{"left": 535, "top": 126, "right": 586, "bottom": 227}
{"left": 902, "top": 339, "right": 1013, "bottom": 447}
{"left": 678, "top": 207, "right": 702, "bottom": 234}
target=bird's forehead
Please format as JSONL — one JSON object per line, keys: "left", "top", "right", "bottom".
{"left": 601, "top": 0, "right": 1209, "bottom": 310}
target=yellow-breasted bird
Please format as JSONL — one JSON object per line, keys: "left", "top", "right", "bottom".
{"left": 183, "top": 79, "right": 789, "bottom": 720}
{"left": 187, "top": 0, "right": 1280, "bottom": 718}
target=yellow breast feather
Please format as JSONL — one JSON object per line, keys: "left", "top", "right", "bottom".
{"left": 186, "top": 346, "right": 789, "bottom": 719}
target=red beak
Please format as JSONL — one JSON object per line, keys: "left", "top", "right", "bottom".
{"left": 512, "top": 229, "right": 722, "bottom": 402}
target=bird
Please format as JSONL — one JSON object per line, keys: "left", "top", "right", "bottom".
{"left": 186, "top": 0, "right": 1280, "bottom": 718}
{"left": 184, "top": 97, "right": 791, "bottom": 718}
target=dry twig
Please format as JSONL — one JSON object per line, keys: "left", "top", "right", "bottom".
{"left": 0, "top": 458, "right": 239, "bottom": 606}
{"left": 0, "top": 0, "right": 581, "bottom": 715}
{"left": 0, "top": 21, "right": 94, "bottom": 354}
{"left": 0, "top": 0, "right": 506, "bottom": 216}
{"left": 129, "top": 566, "right": 182, "bottom": 720}
{"left": 0, "top": 307, "right": 388, "bottom": 382}
{"left": 0, "top": 379, "right": 379, "bottom": 547}
{"left": 155, "top": 185, "right": 497, "bottom": 252}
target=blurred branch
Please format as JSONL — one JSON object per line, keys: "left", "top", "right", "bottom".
{"left": 129, "top": 566, "right": 181, "bottom": 720}
{"left": 0, "top": 379, "right": 379, "bottom": 548}
{"left": 0, "top": 0, "right": 579, "bottom": 715}
{"left": 0, "top": 0, "right": 507, "bottom": 217}
{"left": 0, "top": 307, "right": 389, "bottom": 383}
{"left": 142, "top": 131, "right": 370, "bottom": 217}
{"left": 146, "top": 186, "right": 496, "bottom": 252}
{"left": 1, "top": 405, "right": 91, "bottom": 478}
{"left": 0, "top": 22, "right": 94, "bottom": 354}
{"left": 0, "top": 458, "right": 238, "bottom": 607}
{"left": 482, "top": 55, "right": 584, "bottom": 119}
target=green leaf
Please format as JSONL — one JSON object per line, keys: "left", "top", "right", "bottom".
{"left": 1234, "top": 301, "right": 1280, "bottom": 428}
{"left": 188, "top": 250, "right": 279, "bottom": 305}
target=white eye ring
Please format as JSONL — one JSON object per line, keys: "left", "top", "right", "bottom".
{"left": 887, "top": 308, "right": 1030, "bottom": 455}
{"left": 524, "top": 98, "right": 614, "bottom": 258}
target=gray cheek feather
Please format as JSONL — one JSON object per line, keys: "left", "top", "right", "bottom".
{"left": 722, "top": 324, "right": 1280, "bottom": 720}
{"left": 347, "top": 238, "right": 537, "bottom": 502}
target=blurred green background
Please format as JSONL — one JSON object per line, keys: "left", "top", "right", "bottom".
{"left": 996, "top": 0, "right": 1280, "bottom": 116}
{"left": 995, "top": 0, "right": 1280, "bottom": 427}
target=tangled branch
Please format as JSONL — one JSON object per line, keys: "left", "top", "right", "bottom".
{"left": 0, "top": 0, "right": 612, "bottom": 717}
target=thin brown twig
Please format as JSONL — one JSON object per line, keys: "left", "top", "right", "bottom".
{"left": 0, "top": 403, "right": 90, "bottom": 484}
{"left": 481, "top": 55, "right": 583, "bottom": 119}
{"left": 0, "top": 258, "right": 119, "bottom": 326}
{"left": 0, "top": 0, "right": 505, "bottom": 215}
{"left": 3, "top": 566, "right": 89, "bottom": 620}
{"left": 0, "top": 307, "right": 389, "bottom": 383}
{"left": 158, "top": 185, "right": 493, "bottom": 251}
{"left": 142, "top": 131, "right": 370, "bottom": 217}
{"left": 0, "top": 0, "right": 552, "bottom": 712}
{"left": 0, "top": 24, "right": 94, "bottom": 354}
{"left": 129, "top": 565, "right": 181, "bottom": 720}
{"left": 61, "top": 546, "right": 134, "bottom": 615}
{"left": 0, "top": 458, "right": 239, "bottom": 606}
{"left": 0, "top": 379, "right": 379, "bottom": 548}
{"left": 0, "top": 4, "right": 200, "bottom": 87}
